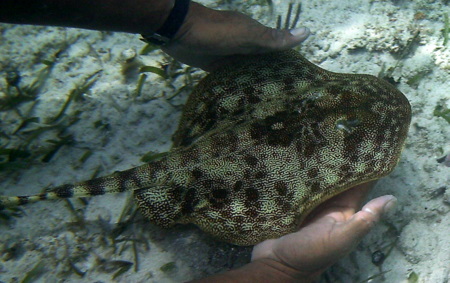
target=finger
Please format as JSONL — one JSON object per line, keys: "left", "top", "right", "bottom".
{"left": 302, "top": 181, "right": 376, "bottom": 226}
{"left": 239, "top": 26, "right": 310, "bottom": 55}
{"left": 331, "top": 195, "right": 397, "bottom": 248}
{"left": 260, "top": 27, "right": 311, "bottom": 51}
{"left": 201, "top": 27, "right": 310, "bottom": 71}
{"left": 291, "top": 195, "right": 397, "bottom": 267}
{"left": 208, "top": 10, "right": 310, "bottom": 54}
{"left": 252, "top": 238, "right": 277, "bottom": 260}
{"left": 323, "top": 181, "right": 376, "bottom": 210}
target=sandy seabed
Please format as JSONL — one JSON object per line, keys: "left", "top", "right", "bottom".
{"left": 0, "top": 0, "right": 449, "bottom": 282}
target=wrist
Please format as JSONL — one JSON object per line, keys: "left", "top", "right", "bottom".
{"left": 142, "top": 0, "right": 190, "bottom": 45}
{"left": 120, "top": 0, "right": 176, "bottom": 34}
{"left": 168, "top": 1, "right": 203, "bottom": 42}
{"left": 154, "top": 0, "right": 176, "bottom": 31}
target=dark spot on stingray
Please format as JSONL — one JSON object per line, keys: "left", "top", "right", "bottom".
{"left": 275, "top": 198, "right": 291, "bottom": 213}
{"left": 311, "top": 125, "right": 325, "bottom": 140}
{"left": 233, "top": 215, "right": 246, "bottom": 224}
{"left": 283, "top": 85, "right": 297, "bottom": 93}
{"left": 211, "top": 133, "right": 239, "bottom": 153}
{"left": 232, "top": 106, "right": 245, "bottom": 117}
{"left": 306, "top": 168, "right": 319, "bottom": 179}
{"left": 254, "top": 171, "right": 267, "bottom": 179}
{"left": 250, "top": 122, "right": 269, "bottom": 140}
{"left": 248, "top": 94, "right": 262, "bottom": 104}
{"left": 53, "top": 184, "right": 75, "bottom": 198}
{"left": 245, "top": 186, "right": 259, "bottom": 202}
{"left": 211, "top": 189, "right": 229, "bottom": 200}
{"left": 253, "top": 74, "right": 267, "bottom": 85}
{"left": 343, "top": 138, "right": 360, "bottom": 163}
{"left": 282, "top": 201, "right": 292, "bottom": 213}
{"left": 217, "top": 106, "right": 230, "bottom": 116}
{"left": 179, "top": 135, "right": 195, "bottom": 147}
{"left": 250, "top": 111, "right": 299, "bottom": 147}
{"left": 17, "top": 196, "right": 29, "bottom": 205}
{"left": 265, "top": 111, "right": 290, "bottom": 124}
{"left": 294, "top": 139, "right": 304, "bottom": 155}
{"left": 244, "top": 154, "right": 259, "bottom": 166}
{"left": 191, "top": 168, "right": 204, "bottom": 180}
{"left": 84, "top": 178, "right": 108, "bottom": 192}
{"left": 274, "top": 181, "right": 288, "bottom": 196}
{"left": 117, "top": 170, "right": 142, "bottom": 192}
{"left": 375, "top": 132, "right": 387, "bottom": 147}
{"left": 233, "top": 181, "right": 243, "bottom": 192}
{"left": 201, "top": 179, "right": 227, "bottom": 193}
{"left": 202, "top": 118, "right": 217, "bottom": 134}
{"left": 245, "top": 208, "right": 259, "bottom": 218}
{"left": 302, "top": 141, "right": 316, "bottom": 159}
{"left": 267, "top": 130, "right": 295, "bottom": 147}
{"left": 181, "top": 188, "right": 199, "bottom": 214}
{"left": 283, "top": 77, "right": 295, "bottom": 86}
{"left": 209, "top": 198, "right": 225, "bottom": 210}
{"left": 340, "top": 163, "right": 351, "bottom": 173}
{"left": 242, "top": 86, "right": 255, "bottom": 95}
{"left": 309, "top": 181, "right": 322, "bottom": 194}
{"left": 171, "top": 184, "right": 184, "bottom": 202}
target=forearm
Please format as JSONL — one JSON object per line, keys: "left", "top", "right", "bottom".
{"left": 190, "top": 259, "right": 315, "bottom": 283}
{"left": 0, "top": 0, "right": 174, "bottom": 34}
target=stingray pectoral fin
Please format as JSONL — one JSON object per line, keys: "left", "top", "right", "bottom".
{"left": 133, "top": 185, "right": 186, "bottom": 228}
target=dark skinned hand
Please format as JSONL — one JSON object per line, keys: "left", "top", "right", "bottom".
{"left": 193, "top": 182, "right": 397, "bottom": 282}
{"left": 163, "top": 2, "right": 310, "bottom": 71}
{"left": 251, "top": 182, "right": 397, "bottom": 281}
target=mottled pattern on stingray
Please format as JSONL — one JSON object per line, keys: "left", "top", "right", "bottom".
{"left": 0, "top": 50, "right": 411, "bottom": 246}
{"left": 136, "top": 50, "right": 411, "bottom": 245}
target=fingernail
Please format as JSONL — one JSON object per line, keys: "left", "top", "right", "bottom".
{"left": 289, "top": 27, "right": 309, "bottom": 38}
{"left": 382, "top": 196, "right": 397, "bottom": 216}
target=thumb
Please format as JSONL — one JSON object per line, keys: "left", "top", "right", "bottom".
{"left": 295, "top": 195, "right": 398, "bottom": 272}
{"left": 331, "top": 195, "right": 397, "bottom": 250}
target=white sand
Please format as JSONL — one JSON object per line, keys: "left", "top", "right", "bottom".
{"left": 0, "top": 0, "right": 449, "bottom": 282}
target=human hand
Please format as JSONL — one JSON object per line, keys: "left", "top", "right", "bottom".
{"left": 251, "top": 182, "right": 397, "bottom": 282}
{"left": 162, "top": 2, "right": 310, "bottom": 71}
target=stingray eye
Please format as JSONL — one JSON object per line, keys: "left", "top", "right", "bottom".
{"left": 335, "top": 118, "right": 361, "bottom": 134}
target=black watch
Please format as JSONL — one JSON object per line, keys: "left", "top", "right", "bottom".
{"left": 141, "top": 0, "right": 191, "bottom": 46}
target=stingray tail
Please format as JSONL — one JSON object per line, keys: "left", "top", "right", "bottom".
{"left": 0, "top": 163, "right": 156, "bottom": 210}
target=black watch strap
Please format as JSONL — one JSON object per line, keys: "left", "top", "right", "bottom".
{"left": 141, "top": 0, "right": 191, "bottom": 46}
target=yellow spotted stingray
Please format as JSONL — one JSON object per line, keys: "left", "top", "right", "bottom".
{"left": 0, "top": 50, "right": 411, "bottom": 246}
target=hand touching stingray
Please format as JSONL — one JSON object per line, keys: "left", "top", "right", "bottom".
{"left": 194, "top": 182, "right": 397, "bottom": 282}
